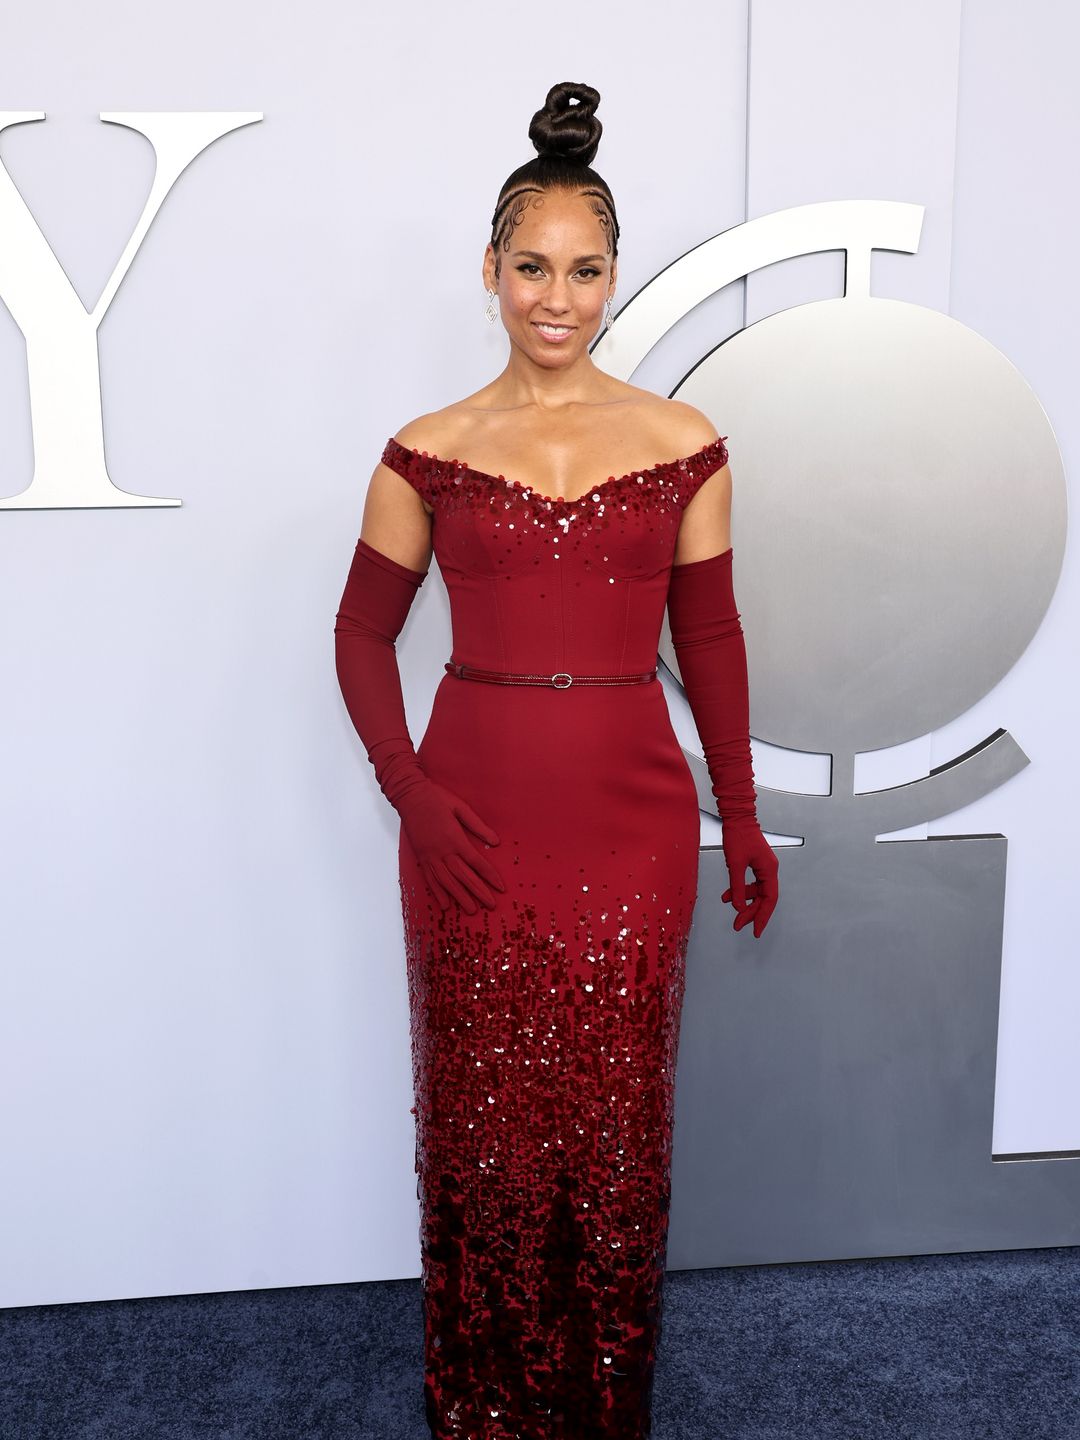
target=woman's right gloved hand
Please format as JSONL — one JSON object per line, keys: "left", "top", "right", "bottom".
{"left": 394, "top": 772, "right": 505, "bottom": 914}
{"left": 334, "top": 535, "right": 505, "bottom": 916}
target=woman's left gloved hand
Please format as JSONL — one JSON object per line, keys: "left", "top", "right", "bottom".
{"left": 718, "top": 815, "right": 780, "bottom": 939}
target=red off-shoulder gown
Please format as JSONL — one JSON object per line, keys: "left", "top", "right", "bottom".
{"left": 379, "top": 434, "right": 729, "bottom": 1440}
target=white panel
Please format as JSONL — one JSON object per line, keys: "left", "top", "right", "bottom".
{"left": 933, "top": 0, "right": 1080, "bottom": 1152}
{"left": 0, "top": 0, "right": 750, "bottom": 1306}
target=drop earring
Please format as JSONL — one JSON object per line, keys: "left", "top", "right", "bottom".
{"left": 485, "top": 288, "right": 499, "bottom": 324}
{"left": 604, "top": 295, "right": 614, "bottom": 331}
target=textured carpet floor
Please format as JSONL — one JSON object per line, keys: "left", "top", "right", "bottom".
{"left": 2, "top": 1246, "right": 1078, "bottom": 1438}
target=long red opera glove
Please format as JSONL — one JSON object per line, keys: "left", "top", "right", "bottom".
{"left": 667, "top": 547, "right": 779, "bottom": 938}
{"left": 333, "top": 538, "right": 505, "bottom": 915}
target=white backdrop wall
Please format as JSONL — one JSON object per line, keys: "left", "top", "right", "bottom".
{"left": 0, "top": 0, "right": 1076, "bottom": 1309}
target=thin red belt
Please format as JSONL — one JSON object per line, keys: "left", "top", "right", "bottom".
{"left": 444, "top": 660, "right": 657, "bottom": 689}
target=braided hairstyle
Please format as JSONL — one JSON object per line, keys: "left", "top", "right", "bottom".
{"left": 489, "top": 81, "right": 620, "bottom": 283}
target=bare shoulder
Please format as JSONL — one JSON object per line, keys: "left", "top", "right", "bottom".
{"left": 391, "top": 397, "right": 487, "bottom": 459}
{"left": 648, "top": 396, "right": 724, "bottom": 455}
{"left": 390, "top": 409, "right": 453, "bottom": 458}
{"left": 591, "top": 387, "right": 724, "bottom": 462}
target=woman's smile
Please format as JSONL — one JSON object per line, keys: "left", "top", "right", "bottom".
{"left": 532, "top": 321, "right": 576, "bottom": 343}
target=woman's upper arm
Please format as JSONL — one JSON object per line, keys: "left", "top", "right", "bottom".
{"left": 665, "top": 400, "right": 732, "bottom": 565}
{"left": 355, "top": 432, "right": 435, "bottom": 575}
{"left": 673, "top": 461, "right": 733, "bottom": 565}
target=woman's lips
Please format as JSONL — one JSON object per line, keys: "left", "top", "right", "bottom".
{"left": 532, "top": 322, "right": 576, "bottom": 344}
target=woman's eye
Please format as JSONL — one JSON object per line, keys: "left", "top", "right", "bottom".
{"left": 517, "top": 264, "right": 602, "bottom": 279}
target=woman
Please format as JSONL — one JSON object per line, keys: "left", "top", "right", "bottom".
{"left": 335, "top": 80, "right": 779, "bottom": 1440}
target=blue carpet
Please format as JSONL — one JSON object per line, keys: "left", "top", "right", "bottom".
{"left": 2, "top": 1247, "right": 1078, "bottom": 1438}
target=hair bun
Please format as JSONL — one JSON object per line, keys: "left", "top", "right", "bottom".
{"left": 528, "top": 82, "right": 602, "bottom": 167}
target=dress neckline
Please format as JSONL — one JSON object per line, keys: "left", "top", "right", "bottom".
{"left": 384, "top": 435, "right": 728, "bottom": 508}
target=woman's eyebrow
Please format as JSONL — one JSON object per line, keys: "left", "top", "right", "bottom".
{"left": 511, "top": 250, "right": 606, "bottom": 263}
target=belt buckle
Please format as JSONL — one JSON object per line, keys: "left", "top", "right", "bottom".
{"left": 551, "top": 672, "right": 573, "bottom": 688}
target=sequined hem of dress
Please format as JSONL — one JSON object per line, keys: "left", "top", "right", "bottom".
{"left": 401, "top": 859, "right": 691, "bottom": 1439}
